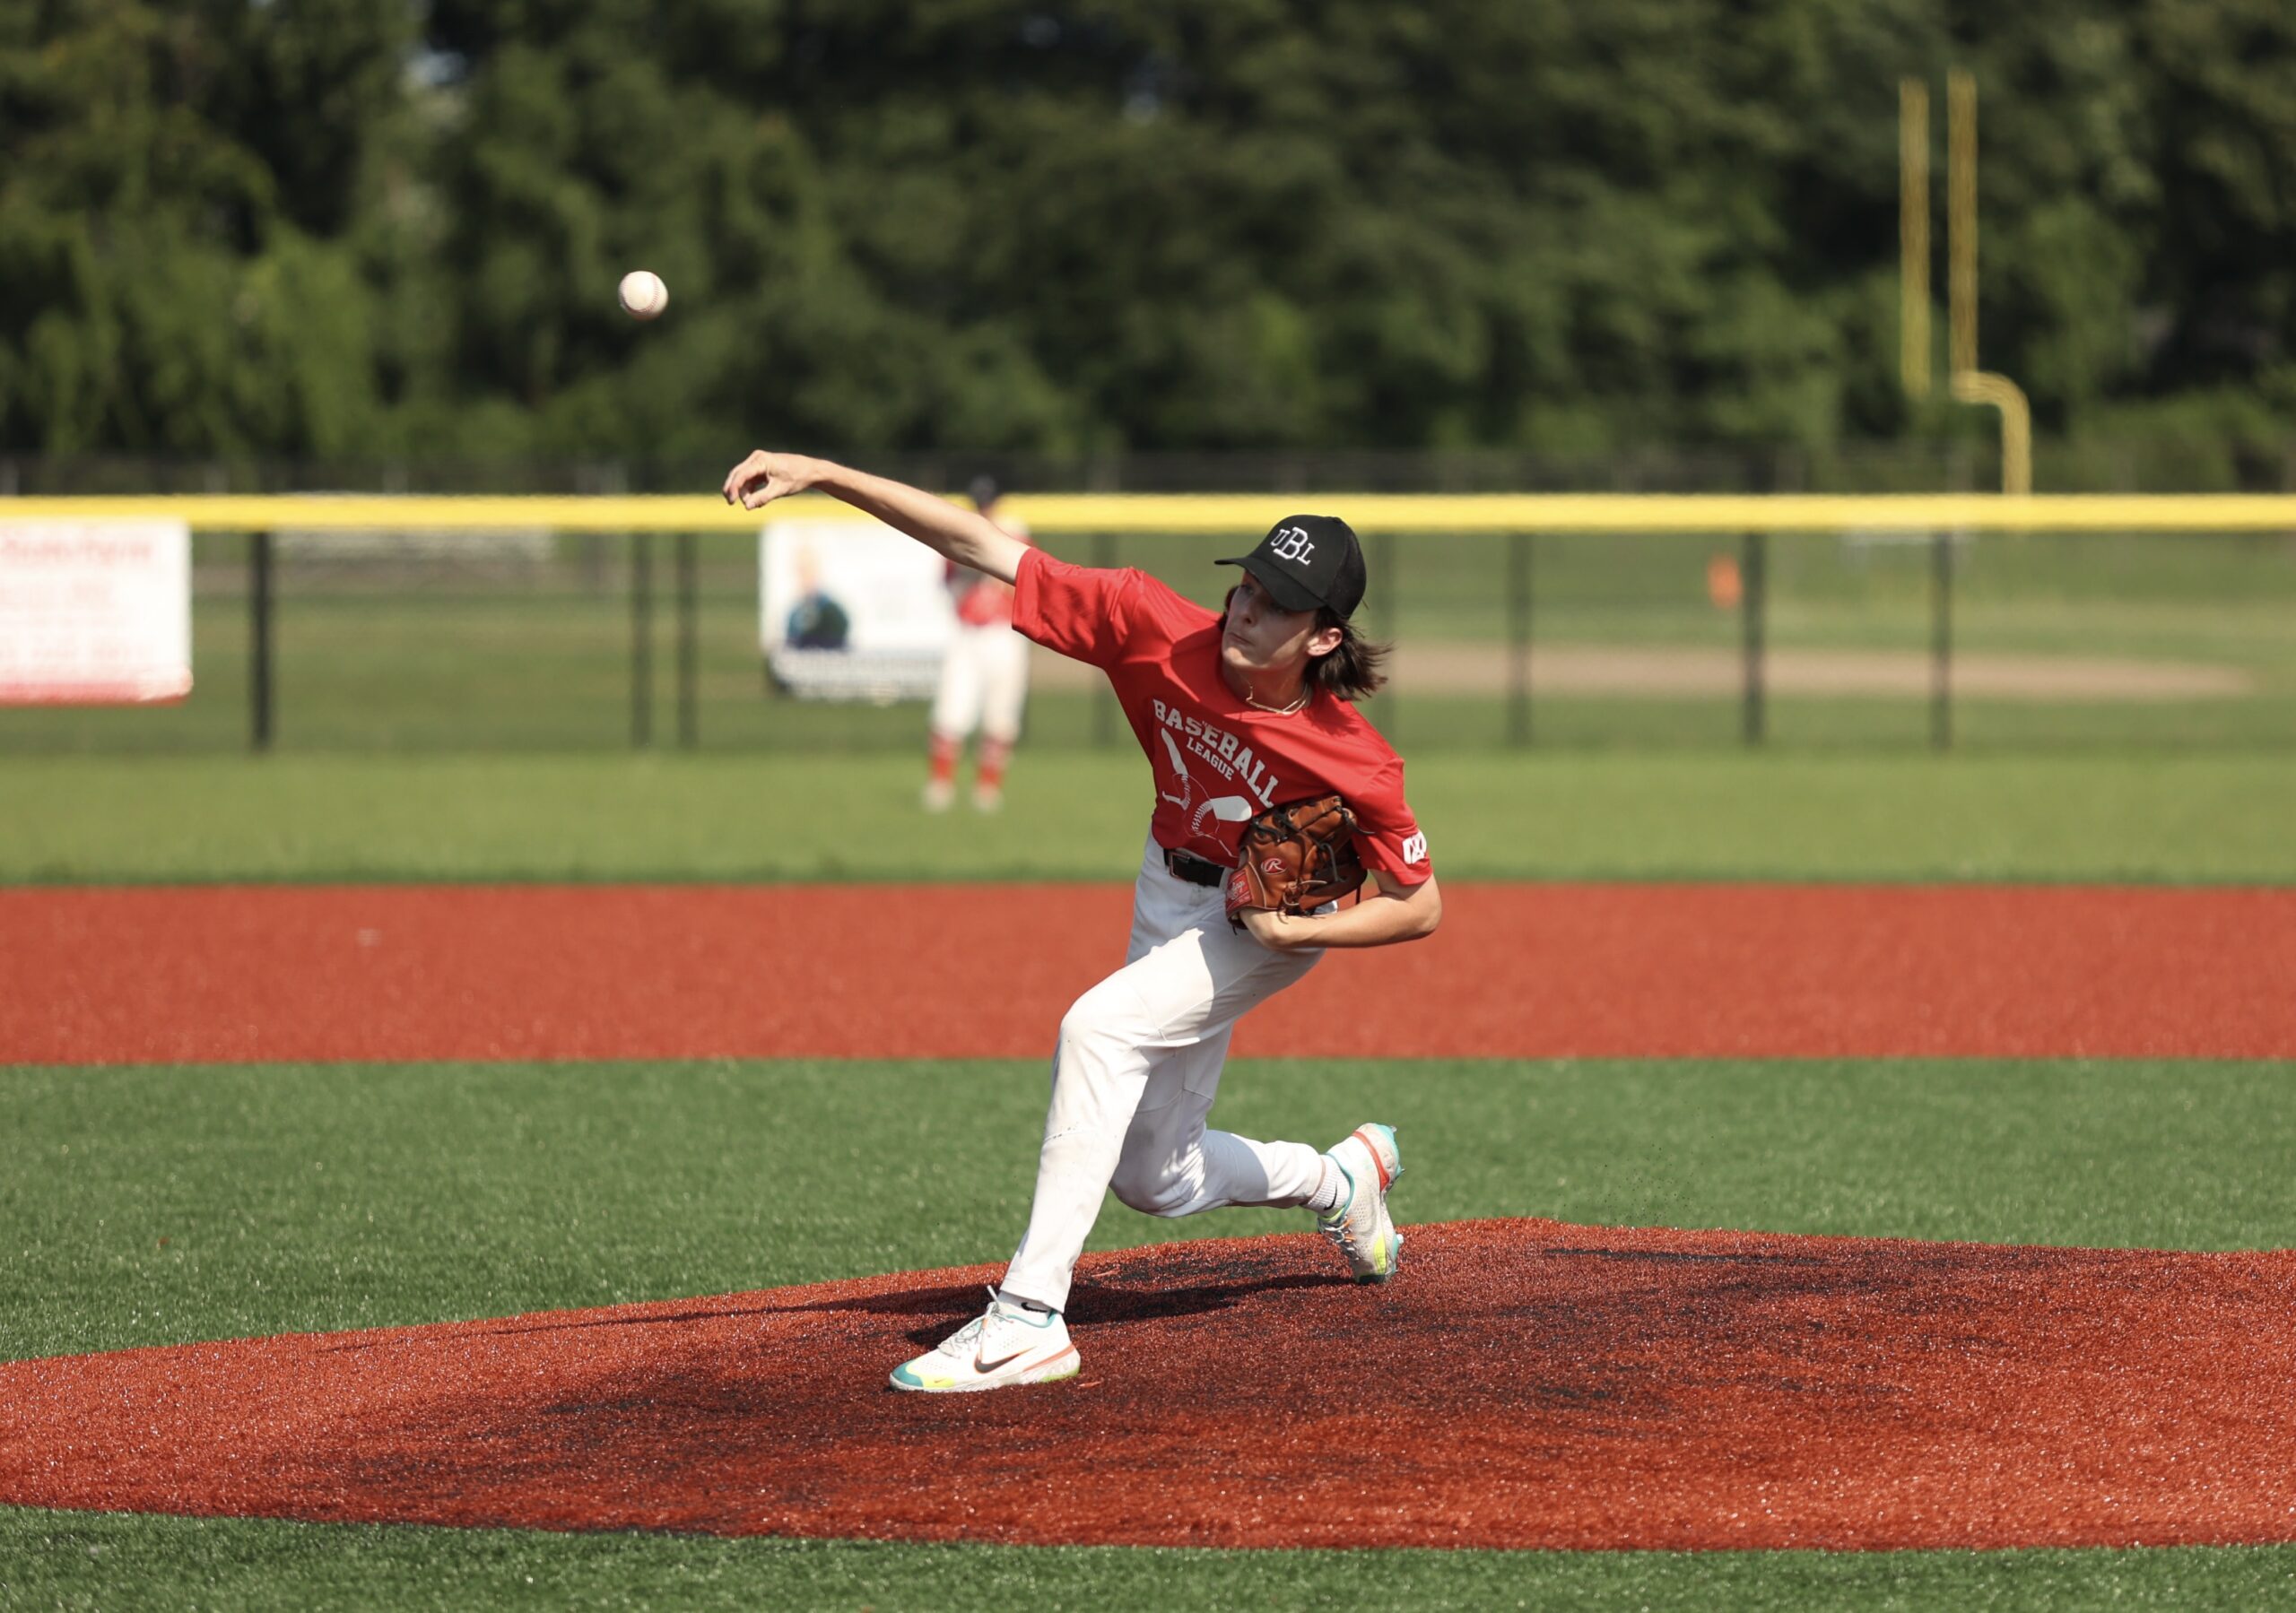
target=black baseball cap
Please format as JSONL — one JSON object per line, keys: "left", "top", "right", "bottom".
{"left": 1218, "top": 515, "right": 1368, "bottom": 620}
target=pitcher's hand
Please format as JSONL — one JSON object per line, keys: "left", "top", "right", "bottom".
{"left": 723, "top": 451, "right": 819, "bottom": 510}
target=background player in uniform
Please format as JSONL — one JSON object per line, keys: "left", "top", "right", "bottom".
{"left": 923, "top": 475, "right": 1032, "bottom": 812}
{"left": 723, "top": 450, "right": 1442, "bottom": 1393}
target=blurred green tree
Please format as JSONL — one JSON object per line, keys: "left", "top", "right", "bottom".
{"left": 0, "top": 0, "right": 416, "bottom": 457}
{"left": 0, "top": 0, "right": 2289, "bottom": 468}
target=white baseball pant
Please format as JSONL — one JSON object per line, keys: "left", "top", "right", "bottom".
{"left": 1001, "top": 836, "right": 1328, "bottom": 1314}
{"left": 929, "top": 622, "right": 1031, "bottom": 742}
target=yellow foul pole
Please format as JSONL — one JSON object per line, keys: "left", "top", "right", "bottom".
{"left": 1950, "top": 372, "right": 2032, "bottom": 496}
{"left": 1900, "top": 78, "right": 1931, "bottom": 399}
{"left": 1942, "top": 66, "right": 2031, "bottom": 495}
{"left": 1947, "top": 68, "right": 1978, "bottom": 377}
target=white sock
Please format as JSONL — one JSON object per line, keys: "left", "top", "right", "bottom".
{"left": 1304, "top": 1155, "right": 1344, "bottom": 1215}
{"left": 996, "top": 1288, "right": 1055, "bottom": 1316}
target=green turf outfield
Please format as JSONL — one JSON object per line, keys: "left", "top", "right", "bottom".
{"left": 4, "top": 1057, "right": 2292, "bottom": 1608}
{"left": 5, "top": 1510, "right": 2290, "bottom": 1612}
{"left": 7, "top": 750, "right": 2296, "bottom": 884}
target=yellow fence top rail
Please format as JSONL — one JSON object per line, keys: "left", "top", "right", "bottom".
{"left": 7, "top": 492, "right": 2296, "bottom": 533}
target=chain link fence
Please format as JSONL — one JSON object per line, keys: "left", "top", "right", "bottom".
{"left": 4, "top": 454, "right": 2295, "bottom": 755}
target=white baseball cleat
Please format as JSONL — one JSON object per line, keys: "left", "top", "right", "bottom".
{"left": 921, "top": 778, "right": 955, "bottom": 812}
{"left": 1317, "top": 1123, "right": 1405, "bottom": 1283}
{"left": 889, "top": 1291, "right": 1080, "bottom": 1393}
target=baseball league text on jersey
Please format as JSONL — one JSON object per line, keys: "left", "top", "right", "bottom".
{"left": 720, "top": 451, "right": 1442, "bottom": 1393}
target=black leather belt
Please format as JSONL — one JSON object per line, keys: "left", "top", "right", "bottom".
{"left": 1161, "top": 847, "right": 1228, "bottom": 889}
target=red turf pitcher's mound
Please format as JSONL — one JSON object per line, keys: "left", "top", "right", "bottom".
{"left": 2, "top": 1219, "right": 2292, "bottom": 1551}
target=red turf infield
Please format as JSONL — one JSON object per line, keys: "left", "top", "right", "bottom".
{"left": 6, "top": 882, "right": 2295, "bottom": 1063}
{"left": 3, "top": 1218, "right": 2292, "bottom": 1551}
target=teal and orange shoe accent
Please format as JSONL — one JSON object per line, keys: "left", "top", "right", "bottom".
{"left": 888, "top": 1292, "right": 1081, "bottom": 1393}
{"left": 1316, "top": 1123, "right": 1405, "bottom": 1283}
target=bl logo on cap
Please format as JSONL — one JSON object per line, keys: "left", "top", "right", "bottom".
{"left": 1217, "top": 513, "right": 1367, "bottom": 619}
{"left": 1269, "top": 525, "right": 1317, "bottom": 566}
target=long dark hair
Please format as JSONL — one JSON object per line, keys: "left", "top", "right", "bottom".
{"left": 1218, "top": 589, "right": 1390, "bottom": 703}
{"left": 1306, "top": 608, "right": 1389, "bottom": 701}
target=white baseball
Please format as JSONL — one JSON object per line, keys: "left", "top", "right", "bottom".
{"left": 617, "top": 270, "right": 668, "bottom": 320}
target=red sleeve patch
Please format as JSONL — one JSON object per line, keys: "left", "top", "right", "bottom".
{"left": 1348, "top": 759, "right": 1431, "bottom": 884}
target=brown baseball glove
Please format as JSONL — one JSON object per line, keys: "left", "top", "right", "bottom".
{"left": 1224, "top": 793, "right": 1369, "bottom": 927}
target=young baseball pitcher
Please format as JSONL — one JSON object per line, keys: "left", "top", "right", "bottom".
{"left": 722, "top": 453, "right": 1441, "bottom": 1392}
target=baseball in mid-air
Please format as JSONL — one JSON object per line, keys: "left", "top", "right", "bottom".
{"left": 617, "top": 270, "right": 668, "bottom": 320}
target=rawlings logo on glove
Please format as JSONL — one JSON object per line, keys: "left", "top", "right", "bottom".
{"left": 1224, "top": 793, "right": 1368, "bottom": 928}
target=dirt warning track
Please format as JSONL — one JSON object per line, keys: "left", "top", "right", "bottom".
{"left": 2, "top": 1218, "right": 2292, "bottom": 1551}
{"left": 6, "top": 882, "right": 2294, "bottom": 1063}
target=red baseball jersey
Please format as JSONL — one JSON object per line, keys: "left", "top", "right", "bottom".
{"left": 1013, "top": 551, "right": 1431, "bottom": 884}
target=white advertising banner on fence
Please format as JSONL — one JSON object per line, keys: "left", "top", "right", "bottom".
{"left": 758, "top": 517, "right": 954, "bottom": 703}
{"left": 0, "top": 520, "right": 193, "bottom": 705}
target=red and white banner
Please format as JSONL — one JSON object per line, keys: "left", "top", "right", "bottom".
{"left": 0, "top": 520, "right": 193, "bottom": 705}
